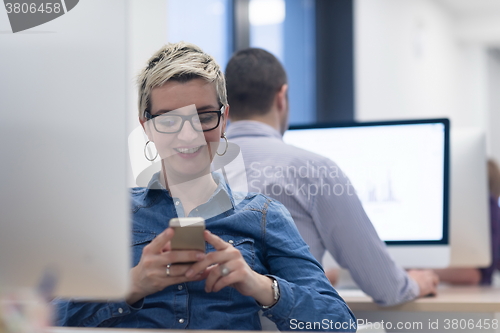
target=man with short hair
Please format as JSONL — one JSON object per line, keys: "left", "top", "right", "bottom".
{"left": 225, "top": 48, "right": 439, "bottom": 306}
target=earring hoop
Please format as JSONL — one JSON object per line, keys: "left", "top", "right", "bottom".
{"left": 216, "top": 133, "right": 228, "bottom": 156}
{"left": 144, "top": 141, "right": 158, "bottom": 161}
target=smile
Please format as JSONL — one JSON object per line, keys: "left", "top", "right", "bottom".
{"left": 174, "top": 146, "right": 203, "bottom": 154}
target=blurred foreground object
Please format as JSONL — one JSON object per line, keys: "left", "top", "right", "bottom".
{"left": 0, "top": 289, "right": 52, "bottom": 333}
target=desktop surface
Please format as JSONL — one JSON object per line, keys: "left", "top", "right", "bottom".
{"left": 339, "top": 285, "right": 500, "bottom": 312}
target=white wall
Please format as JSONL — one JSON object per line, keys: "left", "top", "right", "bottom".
{"left": 355, "top": 0, "right": 482, "bottom": 125}
{"left": 355, "top": 0, "right": 499, "bottom": 162}
{"left": 456, "top": 13, "right": 500, "bottom": 47}
{"left": 127, "top": 0, "right": 168, "bottom": 134}
{"left": 126, "top": 0, "right": 168, "bottom": 186}
{"left": 455, "top": 44, "right": 489, "bottom": 130}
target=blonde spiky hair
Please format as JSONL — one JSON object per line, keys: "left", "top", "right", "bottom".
{"left": 137, "top": 41, "right": 227, "bottom": 119}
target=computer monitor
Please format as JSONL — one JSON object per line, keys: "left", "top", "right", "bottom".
{"left": 283, "top": 119, "right": 450, "bottom": 268}
{"left": 0, "top": 2, "right": 130, "bottom": 299}
{"left": 449, "top": 128, "right": 491, "bottom": 267}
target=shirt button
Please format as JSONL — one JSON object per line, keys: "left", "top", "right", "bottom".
{"left": 178, "top": 285, "right": 183, "bottom": 290}
{"left": 228, "top": 240, "right": 234, "bottom": 245}
{"left": 175, "top": 201, "right": 180, "bottom": 206}
{"left": 179, "top": 318, "right": 185, "bottom": 324}
{"left": 118, "top": 308, "right": 123, "bottom": 314}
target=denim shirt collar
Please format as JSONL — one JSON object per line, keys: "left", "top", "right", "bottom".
{"left": 144, "top": 171, "right": 235, "bottom": 220}
{"left": 226, "top": 120, "right": 282, "bottom": 141}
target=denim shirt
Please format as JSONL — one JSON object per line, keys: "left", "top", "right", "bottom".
{"left": 54, "top": 173, "right": 356, "bottom": 331}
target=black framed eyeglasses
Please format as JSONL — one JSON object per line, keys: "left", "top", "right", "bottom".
{"left": 144, "top": 106, "right": 224, "bottom": 134}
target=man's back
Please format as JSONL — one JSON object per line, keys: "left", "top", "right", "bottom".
{"left": 226, "top": 120, "right": 419, "bottom": 306}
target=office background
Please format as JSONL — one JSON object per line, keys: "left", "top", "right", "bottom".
{"left": 126, "top": 0, "right": 500, "bottom": 172}
{"left": 1, "top": 0, "right": 497, "bottom": 180}
{"left": 1, "top": 2, "right": 499, "bottom": 328}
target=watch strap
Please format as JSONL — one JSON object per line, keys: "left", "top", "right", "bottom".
{"left": 261, "top": 277, "right": 280, "bottom": 309}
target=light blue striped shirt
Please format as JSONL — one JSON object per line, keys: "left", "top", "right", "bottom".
{"left": 226, "top": 120, "right": 419, "bottom": 306}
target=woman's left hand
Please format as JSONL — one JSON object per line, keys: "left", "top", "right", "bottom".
{"left": 185, "top": 230, "right": 276, "bottom": 307}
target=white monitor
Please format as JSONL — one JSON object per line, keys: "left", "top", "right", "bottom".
{"left": 0, "top": 1, "right": 130, "bottom": 299}
{"left": 283, "top": 119, "right": 450, "bottom": 268}
{"left": 449, "top": 128, "right": 491, "bottom": 267}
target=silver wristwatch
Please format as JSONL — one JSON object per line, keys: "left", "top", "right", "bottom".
{"left": 261, "top": 277, "right": 280, "bottom": 309}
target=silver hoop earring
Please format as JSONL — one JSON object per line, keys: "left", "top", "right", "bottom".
{"left": 144, "top": 141, "right": 158, "bottom": 161}
{"left": 216, "top": 133, "right": 228, "bottom": 156}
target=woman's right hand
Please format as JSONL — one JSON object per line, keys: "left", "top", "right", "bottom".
{"left": 126, "top": 228, "right": 206, "bottom": 305}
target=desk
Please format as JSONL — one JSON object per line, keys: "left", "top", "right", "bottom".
{"left": 340, "top": 286, "right": 500, "bottom": 332}
{"left": 39, "top": 287, "right": 500, "bottom": 333}
{"left": 341, "top": 286, "right": 500, "bottom": 312}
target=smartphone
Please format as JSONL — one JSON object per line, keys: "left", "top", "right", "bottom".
{"left": 169, "top": 217, "right": 206, "bottom": 264}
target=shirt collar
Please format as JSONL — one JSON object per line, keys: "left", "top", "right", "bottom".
{"left": 182, "top": 172, "right": 234, "bottom": 219}
{"left": 226, "top": 120, "right": 283, "bottom": 141}
{"left": 144, "top": 171, "right": 167, "bottom": 195}
{"left": 144, "top": 171, "right": 235, "bottom": 219}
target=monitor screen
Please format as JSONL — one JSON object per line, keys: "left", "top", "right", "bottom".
{"left": 284, "top": 119, "right": 450, "bottom": 246}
